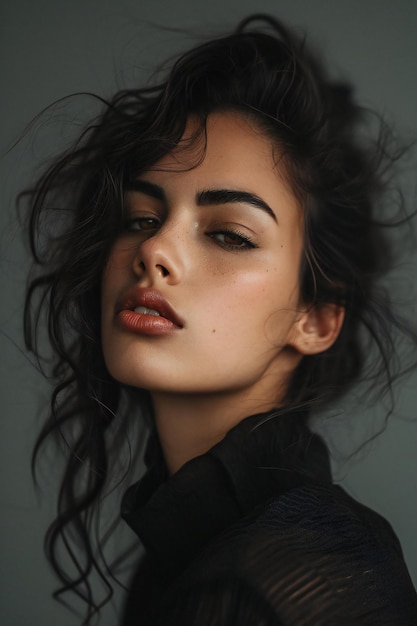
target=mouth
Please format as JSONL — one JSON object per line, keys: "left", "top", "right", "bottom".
{"left": 134, "top": 306, "right": 161, "bottom": 317}
{"left": 115, "top": 287, "right": 184, "bottom": 330}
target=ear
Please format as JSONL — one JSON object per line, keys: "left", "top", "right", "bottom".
{"left": 288, "top": 303, "right": 345, "bottom": 356}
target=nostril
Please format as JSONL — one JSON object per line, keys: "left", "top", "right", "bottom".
{"left": 157, "top": 264, "right": 169, "bottom": 277}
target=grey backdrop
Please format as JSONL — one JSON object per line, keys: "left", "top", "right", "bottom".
{"left": 1, "top": 1, "right": 417, "bottom": 624}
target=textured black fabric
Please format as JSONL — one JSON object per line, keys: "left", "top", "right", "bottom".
{"left": 121, "top": 410, "right": 417, "bottom": 625}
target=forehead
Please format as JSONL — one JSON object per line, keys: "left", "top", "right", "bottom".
{"left": 151, "top": 112, "right": 272, "bottom": 168}
{"left": 145, "top": 112, "right": 298, "bottom": 208}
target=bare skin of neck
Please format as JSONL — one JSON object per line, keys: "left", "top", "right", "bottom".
{"left": 151, "top": 380, "right": 290, "bottom": 476}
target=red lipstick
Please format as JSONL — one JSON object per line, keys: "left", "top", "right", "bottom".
{"left": 115, "top": 287, "right": 183, "bottom": 336}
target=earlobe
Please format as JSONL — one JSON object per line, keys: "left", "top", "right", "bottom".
{"left": 289, "top": 304, "right": 345, "bottom": 356}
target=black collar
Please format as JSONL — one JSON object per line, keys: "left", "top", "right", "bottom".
{"left": 121, "top": 409, "right": 331, "bottom": 579}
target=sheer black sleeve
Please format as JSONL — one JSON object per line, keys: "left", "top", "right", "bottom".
{"left": 150, "top": 486, "right": 417, "bottom": 625}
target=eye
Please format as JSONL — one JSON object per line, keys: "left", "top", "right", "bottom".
{"left": 124, "top": 216, "right": 160, "bottom": 232}
{"left": 209, "top": 229, "right": 257, "bottom": 250}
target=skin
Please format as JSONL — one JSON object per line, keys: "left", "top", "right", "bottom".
{"left": 101, "top": 112, "right": 343, "bottom": 473}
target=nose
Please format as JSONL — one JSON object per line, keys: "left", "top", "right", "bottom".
{"left": 132, "top": 224, "right": 184, "bottom": 285}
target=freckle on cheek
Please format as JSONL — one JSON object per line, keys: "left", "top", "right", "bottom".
{"left": 212, "top": 328, "right": 216, "bottom": 333}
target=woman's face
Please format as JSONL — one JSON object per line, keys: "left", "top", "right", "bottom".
{"left": 101, "top": 112, "right": 306, "bottom": 404}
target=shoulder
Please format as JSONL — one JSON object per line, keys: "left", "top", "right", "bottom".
{"left": 168, "top": 484, "right": 417, "bottom": 625}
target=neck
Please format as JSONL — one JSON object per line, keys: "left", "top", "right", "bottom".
{"left": 151, "top": 390, "right": 281, "bottom": 475}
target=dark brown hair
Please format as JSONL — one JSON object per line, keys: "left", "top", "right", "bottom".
{"left": 22, "top": 14, "right": 415, "bottom": 623}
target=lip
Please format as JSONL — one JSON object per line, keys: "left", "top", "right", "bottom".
{"left": 115, "top": 286, "right": 184, "bottom": 335}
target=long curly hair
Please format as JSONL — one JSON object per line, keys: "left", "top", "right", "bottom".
{"left": 22, "top": 14, "right": 415, "bottom": 623}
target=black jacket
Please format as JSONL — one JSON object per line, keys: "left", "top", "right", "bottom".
{"left": 121, "top": 410, "right": 417, "bottom": 625}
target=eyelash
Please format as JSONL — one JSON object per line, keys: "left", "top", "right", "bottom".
{"left": 124, "top": 217, "right": 159, "bottom": 232}
{"left": 123, "top": 218, "right": 258, "bottom": 251}
{"left": 208, "top": 228, "right": 257, "bottom": 250}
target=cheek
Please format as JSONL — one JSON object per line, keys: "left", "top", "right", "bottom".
{"left": 243, "top": 264, "right": 301, "bottom": 342}
{"left": 199, "top": 266, "right": 300, "bottom": 340}
{"left": 102, "top": 247, "right": 133, "bottom": 296}
{"left": 262, "top": 307, "right": 300, "bottom": 349}
{"left": 101, "top": 269, "right": 115, "bottom": 321}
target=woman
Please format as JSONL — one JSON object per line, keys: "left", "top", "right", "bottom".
{"left": 24, "top": 14, "right": 417, "bottom": 625}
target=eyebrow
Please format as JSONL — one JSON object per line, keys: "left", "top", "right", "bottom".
{"left": 127, "top": 179, "right": 166, "bottom": 201}
{"left": 197, "top": 189, "right": 277, "bottom": 222}
{"left": 126, "top": 180, "right": 277, "bottom": 222}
